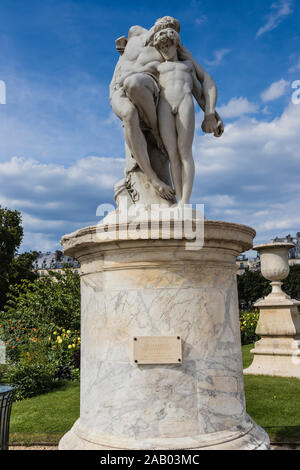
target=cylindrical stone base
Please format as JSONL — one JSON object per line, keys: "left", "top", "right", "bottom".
{"left": 59, "top": 219, "right": 269, "bottom": 450}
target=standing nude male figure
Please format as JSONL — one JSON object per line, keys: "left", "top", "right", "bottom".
{"left": 151, "top": 28, "right": 207, "bottom": 205}
{"left": 110, "top": 16, "right": 224, "bottom": 202}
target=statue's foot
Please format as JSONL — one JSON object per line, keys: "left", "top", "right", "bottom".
{"left": 151, "top": 178, "right": 175, "bottom": 200}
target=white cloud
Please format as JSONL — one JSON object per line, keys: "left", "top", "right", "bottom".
{"left": 202, "top": 194, "right": 236, "bottom": 207}
{"left": 260, "top": 78, "right": 290, "bottom": 102}
{"left": 192, "top": 101, "right": 300, "bottom": 246}
{"left": 261, "top": 105, "right": 271, "bottom": 115}
{"left": 206, "top": 48, "right": 231, "bottom": 66}
{"left": 217, "top": 97, "right": 258, "bottom": 118}
{"left": 0, "top": 156, "right": 124, "bottom": 252}
{"left": 257, "top": 216, "right": 300, "bottom": 231}
{"left": 256, "top": 0, "right": 293, "bottom": 38}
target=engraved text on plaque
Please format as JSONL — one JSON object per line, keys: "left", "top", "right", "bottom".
{"left": 133, "top": 336, "right": 182, "bottom": 364}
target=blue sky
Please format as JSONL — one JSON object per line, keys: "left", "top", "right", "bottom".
{"left": 0, "top": 0, "right": 300, "bottom": 252}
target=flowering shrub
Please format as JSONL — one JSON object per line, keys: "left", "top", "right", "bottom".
{"left": 48, "top": 328, "right": 80, "bottom": 369}
{"left": 0, "top": 318, "right": 43, "bottom": 362}
{"left": 0, "top": 269, "right": 80, "bottom": 399}
{"left": 4, "top": 362, "right": 58, "bottom": 400}
{"left": 0, "top": 323, "right": 80, "bottom": 399}
{"left": 240, "top": 310, "right": 260, "bottom": 345}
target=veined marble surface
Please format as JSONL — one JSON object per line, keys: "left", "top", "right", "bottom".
{"left": 59, "top": 220, "right": 269, "bottom": 450}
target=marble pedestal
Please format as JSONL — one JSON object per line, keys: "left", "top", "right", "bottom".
{"left": 244, "top": 293, "right": 300, "bottom": 378}
{"left": 59, "top": 219, "right": 269, "bottom": 450}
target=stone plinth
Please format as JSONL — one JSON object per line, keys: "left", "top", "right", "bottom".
{"left": 244, "top": 294, "right": 300, "bottom": 378}
{"left": 244, "top": 241, "right": 300, "bottom": 378}
{"left": 59, "top": 219, "right": 269, "bottom": 450}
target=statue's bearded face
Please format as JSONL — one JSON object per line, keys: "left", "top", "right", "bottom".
{"left": 153, "top": 28, "right": 180, "bottom": 60}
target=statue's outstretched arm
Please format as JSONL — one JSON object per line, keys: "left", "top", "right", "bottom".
{"left": 191, "top": 65, "right": 224, "bottom": 138}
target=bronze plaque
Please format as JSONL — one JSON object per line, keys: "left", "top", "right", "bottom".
{"left": 133, "top": 336, "right": 182, "bottom": 364}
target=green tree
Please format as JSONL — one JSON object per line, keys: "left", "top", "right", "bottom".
{"left": 0, "top": 206, "right": 23, "bottom": 309}
{"left": 9, "top": 251, "right": 38, "bottom": 286}
{"left": 3, "top": 268, "right": 80, "bottom": 331}
{"left": 237, "top": 269, "right": 270, "bottom": 308}
{"left": 283, "top": 265, "right": 300, "bottom": 301}
{"left": 238, "top": 265, "right": 300, "bottom": 308}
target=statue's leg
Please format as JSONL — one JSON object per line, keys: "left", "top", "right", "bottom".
{"left": 123, "top": 74, "right": 164, "bottom": 151}
{"left": 176, "top": 95, "right": 195, "bottom": 205}
{"left": 111, "top": 89, "right": 174, "bottom": 200}
{"left": 158, "top": 99, "right": 182, "bottom": 202}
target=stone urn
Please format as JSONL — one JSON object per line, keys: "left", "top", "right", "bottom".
{"left": 244, "top": 241, "right": 300, "bottom": 378}
{"left": 254, "top": 242, "right": 295, "bottom": 299}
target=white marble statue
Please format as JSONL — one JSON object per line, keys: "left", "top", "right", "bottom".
{"left": 110, "top": 16, "right": 224, "bottom": 206}
{"left": 59, "top": 17, "right": 270, "bottom": 450}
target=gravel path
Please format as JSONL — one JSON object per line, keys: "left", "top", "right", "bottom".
{"left": 9, "top": 445, "right": 58, "bottom": 450}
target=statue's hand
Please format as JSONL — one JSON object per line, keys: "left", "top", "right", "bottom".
{"left": 201, "top": 113, "right": 218, "bottom": 134}
{"left": 214, "top": 112, "right": 224, "bottom": 138}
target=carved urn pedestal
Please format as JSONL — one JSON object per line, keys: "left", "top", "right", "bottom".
{"left": 59, "top": 219, "right": 269, "bottom": 450}
{"left": 244, "top": 242, "right": 300, "bottom": 378}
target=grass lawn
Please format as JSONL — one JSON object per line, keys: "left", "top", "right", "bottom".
{"left": 9, "top": 381, "right": 80, "bottom": 445}
{"left": 243, "top": 344, "right": 300, "bottom": 443}
{"left": 8, "top": 345, "right": 300, "bottom": 445}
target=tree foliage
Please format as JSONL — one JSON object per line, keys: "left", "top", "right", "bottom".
{"left": 237, "top": 269, "right": 270, "bottom": 308}
{"left": 283, "top": 265, "right": 300, "bottom": 301}
{"left": 9, "top": 251, "right": 38, "bottom": 286}
{"left": 0, "top": 206, "right": 23, "bottom": 309}
{"left": 238, "top": 265, "right": 300, "bottom": 308}
{"left": 0, "top": 206, "right": 38, "bottom": 310}
{"left": 3, "top": 268, "right": 80, "bottom": 331}
{"left": 0, "top": 206, "right": 23, "bottom": 264}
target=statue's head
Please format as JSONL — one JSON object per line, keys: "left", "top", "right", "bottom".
{"left": 128, "top": 25, "right": 148, "bottom": 38}
{"left": 154, "top": 16, "right": 180, "bottom": 34}
{"left": 153, "top": 28, "right": 180, "bottom": 60}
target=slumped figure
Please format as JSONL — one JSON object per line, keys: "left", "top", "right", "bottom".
{"left": 110, "top": 16, "right": 224, "bottom": 207}
{"left": 152, "top": 28, "right": 205, "bottom": 205}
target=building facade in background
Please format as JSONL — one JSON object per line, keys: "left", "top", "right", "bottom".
{"left": 33, "top": 251, "right": 80, "bottom": 276}
{"left": 236, "top": 254, "right": 260, "bottom": 275}
{"left": 272, "top": 232, "right": 300, "bottom": 266}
